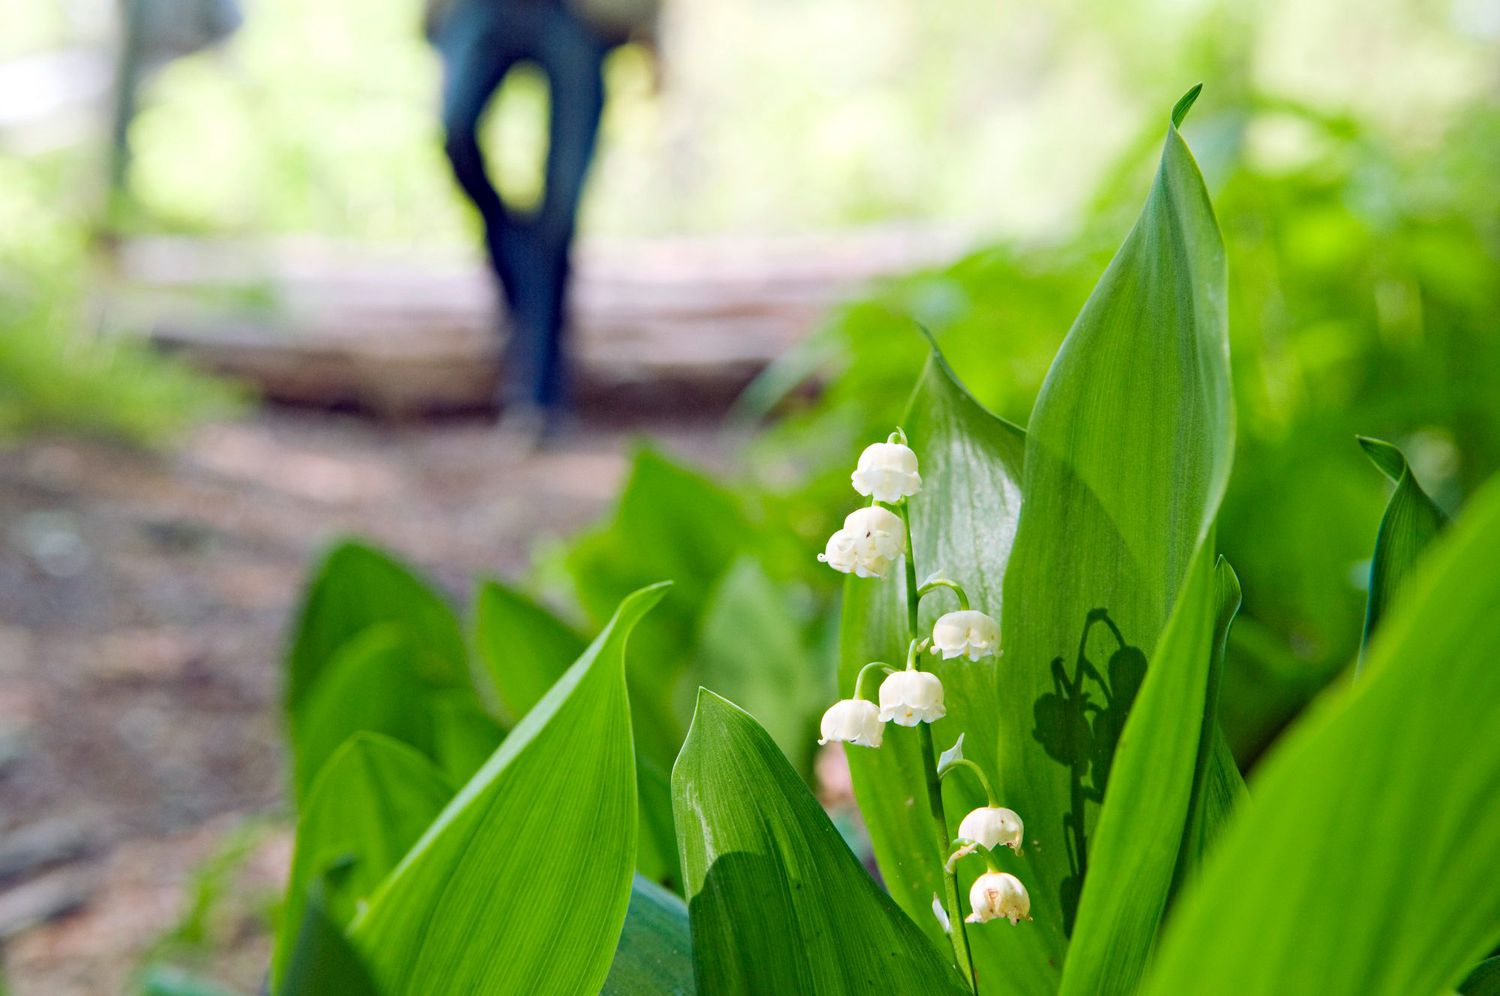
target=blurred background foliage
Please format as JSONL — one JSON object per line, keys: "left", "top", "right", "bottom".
{"left": 3, "top": 0, "right": 1499, "bottom": 751}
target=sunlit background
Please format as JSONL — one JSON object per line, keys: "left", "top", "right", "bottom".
{"left": 2, "top": 0, "right": 1498, "bottom": 991}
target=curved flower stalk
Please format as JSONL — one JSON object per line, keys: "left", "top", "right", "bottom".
{"left": 816, "top": 430, "right": 1031, "bottom": 992}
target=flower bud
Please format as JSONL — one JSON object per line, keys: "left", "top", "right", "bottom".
{"left": 957, "top": 806, "right": 1024, "bottom": 852}
{"left": 817, "top": 506, "right": 904, "bottom": 579}
{"left": 878, "top": 669, "right": 945, "bottom": 726}
{"left": 965, "top": 872, "right": 1030, "bottom": 925}
{"left": 851, "top": 442, "right": 922, "bottom": 503}
{"left": 932, "top": 610, "right": 1001, "bottom": 661}
{"left": 817, "top": 699, "right": 884, "bottom": 748}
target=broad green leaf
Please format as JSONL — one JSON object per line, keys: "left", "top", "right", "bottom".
{"left": 288, "top": 627, "right": 498, "bottom": 804}
{"left": 473, "top": 581, "right": 677, "bottom": 891}
{"left": 1058, "top": 543, "right": 1220, "bottom": 996}
{"left": 695, "top": 556, "right": 828, "bottom": 775}
{"left": 286, "top": 540, "right": 468, "bottom": 714}
{"left": 280, "top": 882, "right": 381, "bottom": 996}
{"left": 473, "top": 578, "right": 587, "bottom": 725}
{"left": 996, "top": 88, "right": 1232, "bottom": 979}
{"left": 1143, "top": 479, "right": 1500, "bottom": 996}
{"left": 350, "top": 583, "right": 668, "bottom": 995}
{"left": 602, "top": 876, "right": 696, "bottom": 995}
{"left": 1357, "top": 436, "right": 1447, "bottom": 662}
{"left": 837, "top": 341, "right": 1030, "bottom": 971}
{"left": 273, "top": 733, "right": 453, "bottom": 988}
{"left": 673, "top": 690, "right": 969, "bottom": 996}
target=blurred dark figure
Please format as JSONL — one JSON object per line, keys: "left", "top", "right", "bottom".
{"left": 425, "top": 0, "right": 658, "bottom": 438}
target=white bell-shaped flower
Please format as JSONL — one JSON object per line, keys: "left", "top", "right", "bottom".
{"left": 878, "top": 669, "right": 945, "bottom": 726}
{"left": 818, "top": 699, "right": 884, "bottom": 748}
{"left": 957, "top": 806, "right": 1024, "bottom": 852}
{"left": 932, "top": 610, "right": 1001, "bottom": 661}
{"left": 817, "top": 506, "right": 904, "bottom": 579}
{"left": 965, "top": 872, "right": 1030, "bottom": 925}
{"left": 851, "top": 442, "right": 922, "bottom": 503}
{"left": 818, "top": 529, "right": 860, "bottom": 575}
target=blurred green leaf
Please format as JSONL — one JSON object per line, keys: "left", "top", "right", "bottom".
{"left": 288, "top": 627, "right": 497, "bottom": 805}
{"left": 695, "top": 556, "right": 827, "bottom": 774}
{"left": 280, "top": 883, "right": 382, "bottom": 996}
{"left": 565, "top": 448, "right": 751, "bottom": 772}
{"left": 996, "top": 93, "right": 1232, "bottom": 980}
{"left": 350, "top": 584, "right": 667, "bottom": 994}
{"left": 1358, "top": 436, "right": 1448, "bottom": 663}
{"left": 473, "top": 578, "right": 587, "bottom": 725}
{"left": 672, "top": 690, "right": 969, "bottom": 996}
{"left": 273, "top": 733, "right": 453, "bottom": 989}
{"left": 636, "top": 755, "right": 682, "bottom": 893}
{"left": 601, "top": 876, "right": 696, "bottom": 995}
{"left": 1059, "top": 544, "right": 1221, "bottom": 996}
{"left": 1144, "top": 479, "right": 1500, "bottom": 995}
{"left": 837, "top": 340, "right": 1031, "bottom": 971}
{"left": 286, "top": 541, "right": 469, "bottom": 715}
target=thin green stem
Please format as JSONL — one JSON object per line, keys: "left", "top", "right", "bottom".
{"left": 938, "top": 758, "right": 999, "bottom": 808}
{"left": 854, "top": 661, "right": 893, "bottom": 701}
{"left": 918, "top": 578, "right": 971, "bottom": 612}
{"left": 900, "top": 501, "right": 977, "bottom": 992}
{"left": 922, "top": 723, "right": 977, "bottom": 991}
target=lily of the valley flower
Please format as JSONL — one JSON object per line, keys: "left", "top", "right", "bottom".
{"left": 818, "top": 698, "right": 884, "bottom": 748}
{"left": 957, "top": 806, "right": 1024, "bottom": 852}
{"left": 965, "top": 872, "right": 1031, "bottom": 925}
{"left": 851, "top": 441, "right": 922, "bottom": 503}
{"left": 932, "top": 610, "right": 1001, "bottom": 661}
{"left": 878, "top": 669, "right": 946, "bottom": 726}
{"left": 818, "top": 506, "right": 904, "bottom": 578}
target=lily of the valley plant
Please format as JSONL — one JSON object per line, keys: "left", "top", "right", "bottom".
{"left": 820, "top": 430, "right": 1029, "bottom": 983}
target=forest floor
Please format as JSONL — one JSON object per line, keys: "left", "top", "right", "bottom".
{"left": 0, "top": 406, "right": 736, "bottom": 994}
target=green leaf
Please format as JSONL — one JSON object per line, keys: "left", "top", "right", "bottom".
{"left": 995, "top": 88, "right": 1232, "bottom": 977}
{"left": 695, "top": 556, "right": 828, "bottom": 775}
{"left": 1143, "top": 479, "right": 1500, "bottom": 996}
{"left": 288, "top": 628, "right": 497, "bottom": 805}
{"left": 672, "top": 689, "right": 969, "bottom": 996}
{"left": 350, "top": 583, "right": 668, "bottom": 995}
{"left": 473, "top": 579, "right": 587, "bottom": 725}
{"left": 1358, "top": 436, "right": 1448, "bottom": 661}
{"left": 602, "top": 876, "right": 696, "bottom": 995}
{"left": 286, "top": 540, "right": 468, "bottom": 715}
{"left": 837, "top": 341, "right": 1031, "bottom": 970}
{"left": 273, "top": 733, "right": 453, "bottom": 988}
{"left": 1058, "top": 542, "right": 1221, "bottom": 996}
{"left": 280, "top": 882, "right": 382, "bottom": 996}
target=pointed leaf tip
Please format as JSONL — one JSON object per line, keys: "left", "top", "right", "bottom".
{"left": 1171, "top": 84, "right": 1204, "bottom": 128}
{"left": 1357, "top": 436, "right": 1407, "bottom": 483}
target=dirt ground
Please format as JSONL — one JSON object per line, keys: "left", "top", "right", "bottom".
{"left": 0, "top": 407, "right": 735, "bottom": 994}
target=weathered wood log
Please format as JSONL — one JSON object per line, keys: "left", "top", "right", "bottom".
{"left": 107, "top": 231, "right": 962, "bottom": 416}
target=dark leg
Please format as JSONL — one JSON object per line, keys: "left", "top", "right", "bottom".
{"left": 501, "top": 9, "right": 607, "bottom": 411}
{"left": 437, "top": 10, "right": 521, "bottom": 309}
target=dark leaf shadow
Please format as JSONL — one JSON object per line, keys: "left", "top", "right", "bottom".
{"left": 1031, "top": 608, "right": 1146, "bottom": 935}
